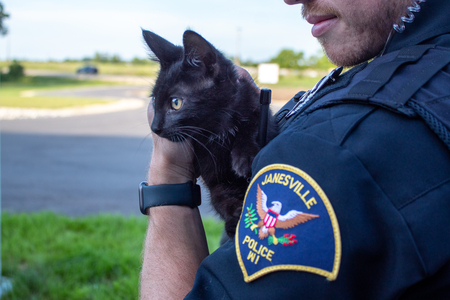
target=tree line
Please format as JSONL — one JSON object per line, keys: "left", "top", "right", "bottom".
{"left": 1, "top": 1, "right": 333, "bottom": 71}
{"left": 268, "top": 49, "right": 335, "bottom": 71}
{"left": 62, "top": 49, "right": 334, "bottom": 70}
{"left": 63, "top": 52, "right": 153, "bottom": 65}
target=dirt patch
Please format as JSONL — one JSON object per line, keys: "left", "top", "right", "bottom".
{"left": 270, "top": 87, "right": 303, "bottom": 102}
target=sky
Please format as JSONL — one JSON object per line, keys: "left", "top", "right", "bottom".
{"left": 0, "top": 0, "right": 323, "bottom": 63}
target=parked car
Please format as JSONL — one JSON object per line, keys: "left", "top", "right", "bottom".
{"left": 76, "top": 66, "right": 98, "bottom": 74}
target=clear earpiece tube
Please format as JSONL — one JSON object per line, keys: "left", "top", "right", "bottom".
{"left": 393, "top": 0, "right": 426, "bottom": 33}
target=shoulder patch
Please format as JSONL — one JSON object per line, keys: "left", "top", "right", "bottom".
{"left": 235, "top": 164, "right": 341, "bottom": 282}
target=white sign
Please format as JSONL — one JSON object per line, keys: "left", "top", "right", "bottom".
{"left": 257, "top": 63, "right": 279, "bottom": 84}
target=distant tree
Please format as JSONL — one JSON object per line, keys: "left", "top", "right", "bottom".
{"left": 63, "top": 58, "right": 79, "bottom": 63}
{"left": 110, "top": 54, "right": 122, "bottom": 64}
{"left": 93, "top": 52, "right": 110, "bottom": 63}
{"left": 270, "top": 49, "right": 305, "bottom": 69}
{"left": 131, "top": 57, "right": 148, "bottom": 65}
{"left": 8, "top": 60, "right": 24, "bottom": 79}
{"left": 1, "top": 60, "right": 24, "bottom": 82}
{"left": 240, "top": 59, "right": 258, "bottom": 68}
{"left": 0, "top": 2, "right": 9, "bottom": 36}
{"left": 82, "top": 56, "right": 92, "bottom": 63}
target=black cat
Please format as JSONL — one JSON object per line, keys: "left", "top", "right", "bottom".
{"left": 143, "top": 29, "right": 277, "bottom": 237}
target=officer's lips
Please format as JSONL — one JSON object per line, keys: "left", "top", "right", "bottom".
{"left": 306, "top": 14, "right": 338, "bottom": 38}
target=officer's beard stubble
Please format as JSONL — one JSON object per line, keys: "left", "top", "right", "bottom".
{"left": 301, "top": 0, "right": 413, "bottom": 67}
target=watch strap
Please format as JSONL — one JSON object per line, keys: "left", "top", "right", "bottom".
{"left": 139, "top": 181, "right": 201, "bottom": 214}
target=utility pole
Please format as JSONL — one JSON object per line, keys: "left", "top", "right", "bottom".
{"left": 5, "top": 29, "right": 10, "bottom": 63}
{"left": 234, "top": 27, "right": 241, "bottom": 66}
{"left": 6, "top": 31, "right": 10, "bottom": 63}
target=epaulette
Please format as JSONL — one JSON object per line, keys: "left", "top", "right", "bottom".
{"left": 277, "top": 44, "right": 450, "bottom": 150}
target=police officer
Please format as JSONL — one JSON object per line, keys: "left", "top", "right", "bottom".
{"left": 140, "top": 0, "right": 450, "bottom": 298}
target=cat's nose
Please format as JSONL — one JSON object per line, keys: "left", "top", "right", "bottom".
{"left": 151, "top": 122, "right": 163, "bottom": 135}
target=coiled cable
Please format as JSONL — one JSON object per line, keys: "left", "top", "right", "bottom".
{"left": 393, "top": 0, "right": 426, "bottom": 33}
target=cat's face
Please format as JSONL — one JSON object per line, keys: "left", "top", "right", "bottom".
{"left": 143, "top": 30, "right": 238, "bottom": 143}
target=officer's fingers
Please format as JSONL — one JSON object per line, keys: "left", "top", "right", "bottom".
{"left": 147, "top": 103, "right": 196, "bottom": 180}
{"left": 147, "top": 101, "right": 155, "bottom": 125}
{"left": 152, "top": 134, "right": 194, "bottom": 163}
{"left": 150, "top": 136, "right": 196, "bottom": 182}
{"left": 234, "top": 65, "right": 260, "bottom": 95}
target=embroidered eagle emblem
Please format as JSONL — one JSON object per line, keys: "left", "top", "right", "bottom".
{"left": 250, "top": 184, "right": 319, "bottom": 245}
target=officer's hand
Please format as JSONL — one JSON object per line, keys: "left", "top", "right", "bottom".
{"left": 147, "top": 103, "right": 196, "bottom": 185}
{"left": 235, "top": 65, "right": 260, "bottom": 95}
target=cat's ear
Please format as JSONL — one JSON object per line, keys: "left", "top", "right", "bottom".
{"left": 182, "top": 30, "right": 218, "bottom": 76}
{"left": 142, "top": 29, "right": 182, "bottom": 68}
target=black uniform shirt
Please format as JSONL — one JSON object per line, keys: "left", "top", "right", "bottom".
{"left": 186, "top": 0, "right": 450, "bottom": 298}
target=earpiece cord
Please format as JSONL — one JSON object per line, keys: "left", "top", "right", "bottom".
{"left": 381, "top": 0, "right": 426, "bottom": 57}
{"left": 393, "top": 0, "right": 426, "bottom": 33}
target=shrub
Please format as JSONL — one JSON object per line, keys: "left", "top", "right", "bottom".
{"left": 1, "top": 60, "right": 25, "bottom": 82}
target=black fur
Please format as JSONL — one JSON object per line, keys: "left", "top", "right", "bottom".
{"left": 143, "top": 29, "right": 277, "bottom": 237}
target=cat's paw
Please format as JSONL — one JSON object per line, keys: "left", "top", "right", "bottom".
{"left": 231, "top": 152, "right": 253, "bottom": 178}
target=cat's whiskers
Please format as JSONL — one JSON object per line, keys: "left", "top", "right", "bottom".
{"left": 180, "top": 137, "right": 206, "bottom": 179}
{"left": 180, "top": 133, "right": 220, "bottom": 181}
{"left": 167, "top": 132, "right": 208, "bottom": 173}
{"left": 227, "top": 71, "right": 238, "bottom": 89}
{"left": 223, "top": 107, "right": 245, "bottom": 118}
{"left": 180, "top": 126, "right": 230, "bottom": 149}
{"left": 220, "top": 109, "right": 234, "bottom": 119}
{"left": 180, "top": 126, "right": 219, "bottom": 138}
{"left": 177, "top": 135, "right": 195, "bottom": 166}
{"left": 177, "top": 132, "right": 218, "bottom": 173}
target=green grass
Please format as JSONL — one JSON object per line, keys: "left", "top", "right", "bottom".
{"left": 0, "top": 76, "right": 118, "bottom": 109}
{"left": 0, "top": 96, "right": 109, "bottom": 109}
{"left": 0, "top": 62, "right": 324, "bottom": 109}
{"left": 1, "top": 212, "right": 224, "bottom": 300}
{"left": 0, "top": 61, "right": 159, "bottom": 77}
{"left": 1, "top": 75, "right": 117, "bottom": 89}
{"left": 258, "top": 74, "right": 323, "bottom": 90}
{"left": 1, "top": 61, "right": 321, "bottom": 89}
{"left": 276, "top": 74, "right": 323, "bottom": 88}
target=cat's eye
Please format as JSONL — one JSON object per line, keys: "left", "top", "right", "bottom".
{"left": 171, "top": 97, "right": 183, "bottom": 110}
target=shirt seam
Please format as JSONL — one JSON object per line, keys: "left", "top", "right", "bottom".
{"left": 398, "top": 177, "right": 450, "bottom": 210}
{"left": 344, "top": 146, "right": 429, "bottom": 277}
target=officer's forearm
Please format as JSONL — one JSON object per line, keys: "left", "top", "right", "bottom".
{"left": 140, "top": 205, "right": 208, "bottom": 299}
{"left": 139, "top": 163, "right": 208, "bottom": 299}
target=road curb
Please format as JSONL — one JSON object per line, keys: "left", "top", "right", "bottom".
{"left": 0, "top": 98, "right": 146, "bottom": 120}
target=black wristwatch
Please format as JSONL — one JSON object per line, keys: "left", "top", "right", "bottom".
{"left": 139, "top": 181, "right": 201, "bottom": 214}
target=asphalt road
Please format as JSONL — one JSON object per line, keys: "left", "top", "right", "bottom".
{"left": 41, "top": 85, "right": 151, "bottom": 100}
{"left": 1, "top": 86, "right": 217, "bottom": 218}
{"left": 1, "top": 79, "right": 285, "bottom": 219}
